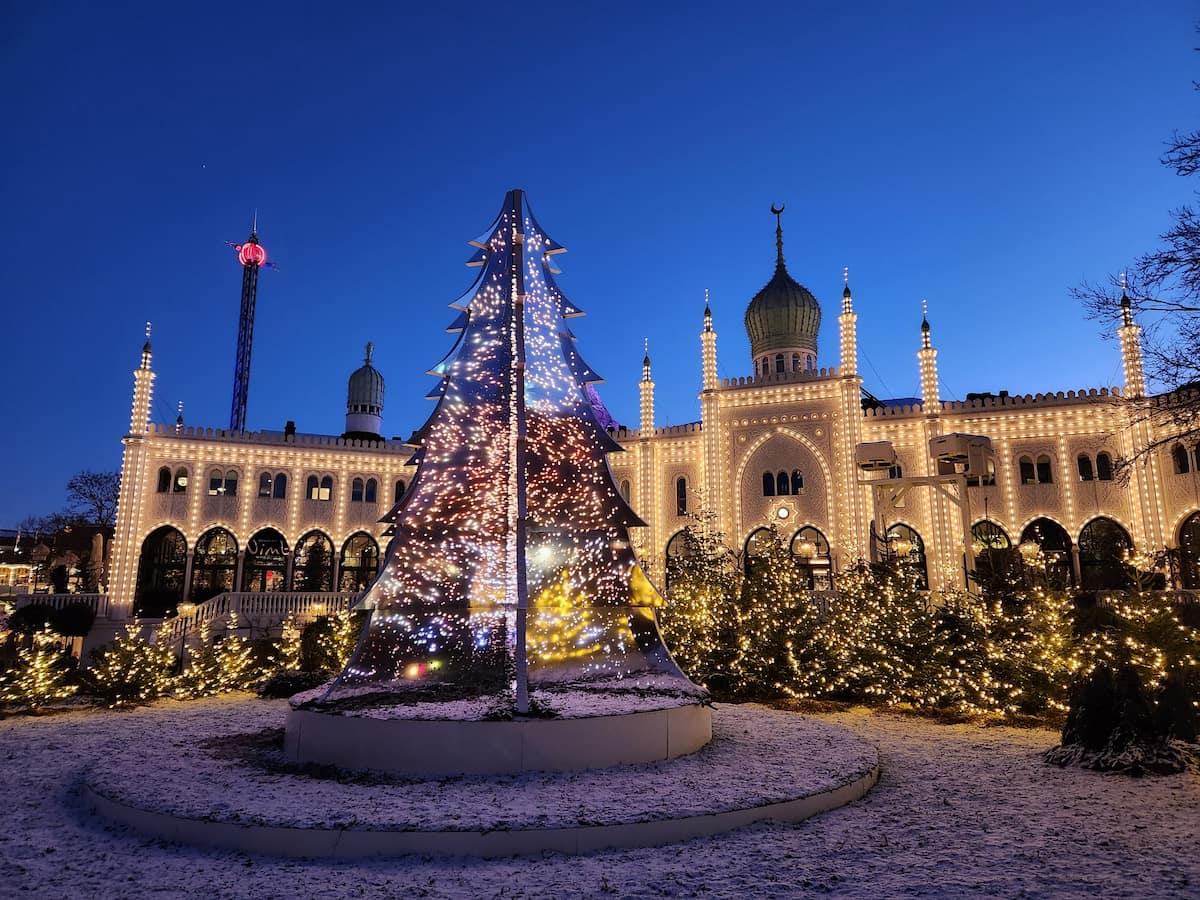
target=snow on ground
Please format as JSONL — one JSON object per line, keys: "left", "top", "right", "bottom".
{"left": 85, "top": 702, "right": 874, "bottom": 830}
{"left": 1, "top": 695, "right": 1197, "bottom": 899}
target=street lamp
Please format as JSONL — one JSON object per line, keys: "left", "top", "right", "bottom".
{"left": 176, "top": 600, "right": 196, "bottom": 671}
{"left": 30, "top": 543, "right": 50, "bottom": 593}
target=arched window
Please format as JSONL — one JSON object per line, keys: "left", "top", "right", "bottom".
{"left": 133, "top": 526, "right": 187, "bottom": 617}
{"left": 792, "top": 353, "right": 801, "bottom": 372}
{"left": 776, "top": 471, "right": 789, "bottom": 496}
{"left": 258, "top": 472, "right": 273, "bottom": 497}
{"left": 1019, "top": 456, "right": 1035, "bottom": 485}
{"left": 790, "top": 469, "right": 804, "bottom": 493}
{"left": 209, "top": 468, "right": 225, "bottom": 495}
{"left": 761, "top": 358, "right": 769, "bottom": 376}
{"left": 173, "top": 468, "right": 188, "bottom": 493}
{"left": 272, "top": 473, "right": 287, "bottom": 499}
{"left": 242, "top": 528, "right": 288, "bottom": 592}
{"left": 339, "top": 532, "right": 380, "bottom": 592}
{"left": 292, "top": 531, "right": 334, "bottom": 592}
{"left": 620, "top": 479, "right": 631, "bottom": 501}
{"left": 1173, "top": 443, "right": 1191, "bottom": 474}
{"left": 664, "top": 530, "right": 695, "bottom": 593}
{"left": 743, "top": 527, "right": 777, "bottom": 577}
{"left": 1078, "top": 517, "right": 1133, "bottom": 590}
{"left": 971, "top": 520, "right": 1013, "bottom": 588}
{"left": 394, "top": 480, "right": 407, "bottom": 503}
{"left": 156, "top": 467, "right": 171, "bottom": 493}
{"left": 774, "top": 353, "right": 785, "bottom": 374}
{"left": 1036, "top": 455, "right": 1053, "bottom": 484}
{"left": 885, "top": 523, "right": 927, "bottom": 589}
{"left": 307, "top": 475, "right": 320, "bottom": 500}
{"left": 1178, "top": 511, "right": 1200, "bottom": 589}
{"left": 319, "top": 475, "right": 333, "bottom": 501}
{"left": 365, "top": 478, "right": 378, "bottom": 503}
{"left": 1194, "top": 444, "right": 1200, "bottom": 471}
{"left": 190, "top": 527, "right": 238, "bottom": 603}
{"left": 1077, "top": 454, "right": 1094, "bottom": 482}
{"left": 791, "top": 526, "right": 831, "bottom": 589}
{"left": 676, "top": 477, "right": 687, "bottom": 515}
{"left": 806, "top": 354, "right": 815, "bottom": 371}
{"left": 762, "top": 472, "right": 775, "bottom": 497}
{"left": 1019, "top": 518, "right": 1074, "bottom": 589}
{"left": 351, "top": 478, "right": 365, "bottom": 502}
{"left": 1096, "top": 453, "right": 1114, "bottom": 482}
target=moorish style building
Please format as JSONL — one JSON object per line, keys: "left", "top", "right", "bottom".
{"left": 105, "top": 211, "right": 1200, "bottom": 621}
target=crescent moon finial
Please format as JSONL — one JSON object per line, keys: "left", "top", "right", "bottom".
{"left": 770, "top": 203, "right": 785, "bottom": 216}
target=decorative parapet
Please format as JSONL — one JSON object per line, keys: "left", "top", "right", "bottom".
{"left": 864, "top": 387, "right": 1124, "bottom": 419}
{"left": 719, "top": 366, "right": 840, "bottom": 390}
{"left": 144, "top": 424, "right": 409, "bottom": 452}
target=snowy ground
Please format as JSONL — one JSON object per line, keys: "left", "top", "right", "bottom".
{"left": 1, "top": 696, "right": 1197, "bottom": 899}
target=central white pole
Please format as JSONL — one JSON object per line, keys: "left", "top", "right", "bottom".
{"left": 511, "top": 194, "right": 530, "bottom": 715}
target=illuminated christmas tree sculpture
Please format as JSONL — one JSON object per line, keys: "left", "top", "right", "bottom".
{"left": 314, "top": 191, "right": 700, "bottom": 714}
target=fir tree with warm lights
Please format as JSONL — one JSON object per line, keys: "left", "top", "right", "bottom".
{"left": 0, "top": 626, "right": 78, "bottom": 710}
{"left": 87, "top": 622, "right": 177, "bottom": 708}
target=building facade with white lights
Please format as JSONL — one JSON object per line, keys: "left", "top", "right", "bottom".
{"left": 105, "top": 215, "right": 1200, "bottom": 620}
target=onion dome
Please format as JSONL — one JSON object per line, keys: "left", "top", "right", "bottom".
{"left": 744, "top": 206, "right": 821, "bottom": 360}
{"left": 343, "top": 342, "right": 385, "bottom": 441}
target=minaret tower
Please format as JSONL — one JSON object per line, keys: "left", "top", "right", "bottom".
{"left": 640, "top": 338, "right": 655, "bottom": 433}
{"left": 1118, "top": 278, "right": 1146, "bottom": 398}
{"left": 839, "top": 267, "right": 857, "bottom": 376}
{"left": 918, "top": 299, "right": 940, "bottom": 413}
{"left": 129, "top": 321, "right": 155, "bottom": 435}
{"left": 228, "top": 217, "right": 268, "bottom": 433}
{"left": 701, "top": 289, "right": 718, "bottom": 390}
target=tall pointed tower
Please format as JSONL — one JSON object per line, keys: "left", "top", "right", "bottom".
{"left": 316, "top": 190, "right": 700, "bottom": 715}
{"left": 228, "top": 221, "right": 267, "bottom": 433}
{"left": 918, "top": 301, "right": 940, "bottom": 413}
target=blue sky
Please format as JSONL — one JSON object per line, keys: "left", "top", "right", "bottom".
{"left": 0, "top": 2, "right": 1194, "bottom": 526}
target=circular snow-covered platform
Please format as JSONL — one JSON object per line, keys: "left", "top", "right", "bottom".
{"left": 84, "top": 702, "right": 879, "bottom": 859}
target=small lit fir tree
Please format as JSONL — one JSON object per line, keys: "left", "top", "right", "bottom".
{"left": 0, "top": 626, "right": 78, "bottom": 710}
{"left": 314, "top": 191, "right": 700, "bottom": 713}
{"left": 178, "top": 613, "right": 256, "bottom": 697}
{"left": 87, "top": 622, "right": 177, "bottom": 708}
{"left": 659, "top": 509, "right": 742, "bottom": 687}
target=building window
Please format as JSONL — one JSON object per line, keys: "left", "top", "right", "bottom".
{"left": 173, "top": 468, "right": 188, "bottom": 493}
{"left": 792, "top": 353, "right": 801, "bottom": 372}
{"left": 307, "top": 475, "right": 333, "bottom": 501}
{"left": 208, "top": 469, "right": 237, "bottom": 496}
{"left": 156, "top": 467, "right": 171, "bottom": 493}
{"left": 774, "top": 353, "right": 785, "bottom": 374}
{"left": 620, "top": 479, "right": 631, "bottom": 502}
{"left": 791, "top": 526, "right": 831, "bottom": 590}
{"left": 762, "top": 472, "right": 775, "bottom": 497}
{"left": 1096, "top": 452, "right": 1113, "bottom": 482}
{"left": 365, "top": 478, "right": 378, "bottom": 503}
{"left": 340, "top": 532, "right": 381, "bottom": 592}
{"left": 676, "top": 477, "right": 687, "bottom": 515}
{"left": 1173, "top": 443, "right": 1191, "bottom": 474}
{"left": 1019, "top": 456, "right": 1035, "bottom": 484}
{"left": 806, "top": 354, "right": 815, "bottom": 371}
{"left": 790, "top": 469, "right": 804, "bottom": 493}
{"left": 351, "top": 477, "right": 365, "bottom": 502}
{"left": 1077, "top": 454, "right": 1094, "bottom": 482}
{"left": 133, "top": 525, "right": 187, "bottom": 617}
{"left": 888, "top": 463, "right": 904, "bottom": 480}
{"left": 258, "top": 472, "right": 273, "bottom": 497}
{"left": 760, "top": 357, "right": 769, "bottom": 377}
{"left": 292, "top": 531, "right": 334, "bottom": 591}
{"left": 1036, "top": 455, "right": 1053, "bottom": 484}
{"left": 776, "top": 471, "right": 789, "bottom": 496}
{"left": 885, "top": 523, "right": 928, "bottom": 590}
{"left": 394, "top": 480, "right": 407, "bottom": 502}
{"left": 272, "top": 473, "right": 287, "bottom": 499}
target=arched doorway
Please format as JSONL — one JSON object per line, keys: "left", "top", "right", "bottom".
{"left": 339, "top": 532, "right": 380, "bottom": 592}
{"left": 885, "top": 523, "right": 927, "bottom": 589}
{"left": 1078, "top": 518, "right": 1132, "bottom": 590}
{"left": 242, "top": 528, "right": 289, "bottom": 592}
{"left": 293, "top": 530, "right": 334, "bottom": 592}
{"left": 190, "top": 527, "right": 238, "bottom": 603}
{"left": 791, "top": 526, "right": 831, "bottom": 590}
{"left": 664, "top": 530, "right": 694, "bottom": 593}
{"left": 743, "top": 527, "right": 778, "bottom": 578}
{"left": 1178, "top": 512, "right": 1200, "bottom": 589}
{"left": 134, "top": 526, "right": 187, "bottom": 617}
{"left": 1019, "top": 518, "right": 1074, "bottom": 589}
{"left": 971, "top": 520, "right": 1014, "bottom": 590}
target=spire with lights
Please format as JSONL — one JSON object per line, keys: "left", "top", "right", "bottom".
{"left": 918, "top": 298, "right": 940, "bottom": 412}
{"left": 839, "top": 267, "right": 857, "bottom": 376}
{"left": 318, "top": 190, "right": 699, "bottom": 714}
{"left": 1117, "top": 272, "right": 1146, "bottom": 398}
{"left": 640, "top": 337, "right": 655, "bottom": 432}
{"left": 228, "top": 213, "right": 268, "bottom": 433}
{"left": 701, "top": 289, "right": 719, "bottom": 390}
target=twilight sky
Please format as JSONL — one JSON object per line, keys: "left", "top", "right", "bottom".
{"left": 0, "top": 2, "right": 1194, "bottom": 527}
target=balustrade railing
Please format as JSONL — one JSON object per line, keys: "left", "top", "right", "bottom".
{"left": 156, "top": 591, "right": 358, "bottom": 644}
{"left": 11, "top": 593, "right": 110, "bottom": 617}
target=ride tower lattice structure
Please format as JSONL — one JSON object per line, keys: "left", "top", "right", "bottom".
{"left": 228, "top": 223, "right": 268, "bottom": 433}
{"left": 312, "top": 190, "right": 700, "bottom": 715}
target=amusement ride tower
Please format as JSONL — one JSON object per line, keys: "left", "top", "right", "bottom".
{"left": 228, "top": 221, "right": 268, "bottom": 433}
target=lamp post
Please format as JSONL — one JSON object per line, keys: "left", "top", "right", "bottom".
{"left": 30, "top": 543, "right": 50, "bottom": 593}
{"left": 176, "top": 600, "right": 196, "bottom": 671}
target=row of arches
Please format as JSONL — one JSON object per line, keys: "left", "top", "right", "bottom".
{"left": 1172, "top": 442, "right": 1200, "bottom": 474}
{"left": 761, "top": 470, "right": 804, "bottom": 497}
{"left": 757, "top": 352, "right": 816, "bottom": 376}
{"left": 155, "top": 466, "right": 408, "bottom": 506}
{"left": 665, "top": 525, "right": 834, "bottom": 591}
{"left": 134, "top": 525, "right": 382, "bottom": 616}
